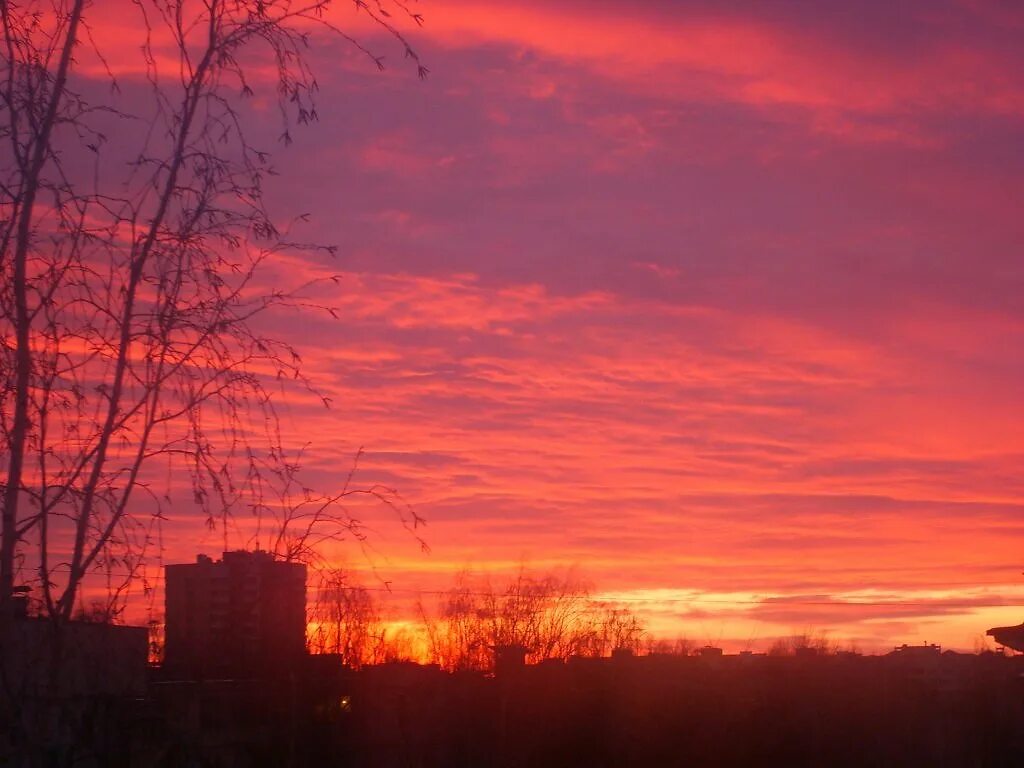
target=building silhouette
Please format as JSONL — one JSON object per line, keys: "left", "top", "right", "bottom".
{"left": 164, "top": 550, "right": 306, "bottom": 678}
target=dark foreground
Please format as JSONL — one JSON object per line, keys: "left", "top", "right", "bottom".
{"left": 3, "top": 633, "right": 1024, "bottom": 766}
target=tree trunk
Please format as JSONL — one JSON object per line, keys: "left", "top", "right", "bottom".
{"left": 1, "top": 0, "right": 86, "bottom": 612}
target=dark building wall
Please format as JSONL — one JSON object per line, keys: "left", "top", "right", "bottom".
{"left": 0, "top": 619, "right": 149, "bottom": 765}
{"left": 0, "top": 618, "right": 148, "bottom": 699}
{"left": 165, "top": 551, "right": 306, "bottom": 678}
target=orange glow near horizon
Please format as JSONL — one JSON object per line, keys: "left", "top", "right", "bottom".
{"left": 57, "top": 0, "right": 1024, "bottom": 655}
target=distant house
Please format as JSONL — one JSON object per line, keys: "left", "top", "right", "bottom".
{"left": 164, "top": 550, "right": 306, "bottom": 678}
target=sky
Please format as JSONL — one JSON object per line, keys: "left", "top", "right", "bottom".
{"left": 77, "top": 0, "right": 1024, "bottom": 651}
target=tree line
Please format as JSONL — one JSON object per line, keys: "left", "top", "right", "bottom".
{"left": 307, "top": 568, "right": 865, "bottom": 670}
{"left": 309, "top": 567, "right": 649, "bottom": 671}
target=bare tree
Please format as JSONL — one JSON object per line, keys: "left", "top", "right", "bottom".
{"left": 645, "top": 636, "right": 694, "bottom": 656}
{"left": 0, "top": 0, "right": 426, "bottom": 622}
{"left": 767, "top": 630, "right": 837, "bottom": 657}
{"left": 421, "top": 570, "right": 497, "bottom": 671}
{"left": 421, "top": 568, "right": 648, "bottom": 671}
{"left": 308, "top": 566, "right": 383, "bottom": 667}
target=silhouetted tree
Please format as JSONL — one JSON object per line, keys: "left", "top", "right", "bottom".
{"left": 309, "top": 567, "right": 384, "bottom": 667}
{"left": 0, "top": 0, "right": 425, "bottom": 622}
{"left": 421, "top": 568, "right": 648, "bottom": 671}
{"left": 645, "top": 635, "right": 695, "bottom": 656}
{"left": 768, "top": 630, "right": 837, "bottom": 656}
{"left": 594, "top": 605, "right": 647, "bottom": 654}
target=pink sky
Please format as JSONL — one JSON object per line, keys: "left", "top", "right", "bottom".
{"left": 76, "top": 0, "right": 1024, "bottom": 652}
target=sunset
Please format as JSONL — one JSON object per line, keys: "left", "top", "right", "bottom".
{"left": 159, "top": 0, "right": 1024, "bottom": 652}
{"left": 2, "top": 0, "right": 1023, "bottom": 764}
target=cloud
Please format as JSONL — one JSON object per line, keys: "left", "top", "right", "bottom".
{"left": 46, "top": 1, "right": 1024, "bottom": 652}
